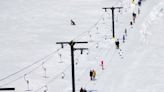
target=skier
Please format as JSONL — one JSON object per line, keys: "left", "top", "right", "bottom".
{"left": 71, "top": 19, "right": 76, "bottom": 25}
{"left": 80, "top": 87, "right": 84, "bottom": 92}
{"left": 115, "top": 39, "right": 120, "bottom": 49}
{"left": 123, "top": 35, "right": 125, "bottom": 43}
{"left": 138, "top": 1, "right": 141, "bottom": 6}
{"left": 44, "top": 86, "right": 48, "bottom": 92}
{"left": 100, "top": 60, "right": 104, "bottom": 70}
{"left": 125, "top": 28, "right": 127, "bottom": 36}
{"left": 130, "top": 21, "right": 133, "bottom": 26}
{"left": 83, "top": 88, "right": 87, "bottom": 92}
{"left": 90, "top": 70, "right": 93, "bottom": 80}
{"left": 132, "top": 12, "right": 137, "bottom": 23}
{"left": 92, "top": 69, "right": 96, "bottom": 80}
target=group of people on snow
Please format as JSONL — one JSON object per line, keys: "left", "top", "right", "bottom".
{"left": 115, "top": 28, "right": 128, "bottom": 49}
{"left": 90, "top": 69, "right": 96, "bottom": 80}
{"left": 80, "top": 87, "right": 87, "bottom": 92}
{"left": 76, "top": 1, "right": 146, "bottom": 91}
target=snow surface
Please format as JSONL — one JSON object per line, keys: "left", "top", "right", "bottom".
{"left": 0, "top": 0, "right": 164, "bottom": 92}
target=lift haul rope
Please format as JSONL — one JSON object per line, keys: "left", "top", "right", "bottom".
{"left": 0, "top": 48, "right": 61, "bottom": 82}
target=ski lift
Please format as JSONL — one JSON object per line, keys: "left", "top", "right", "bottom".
{"left": 75, "top": 58, "right": 79, "bottom": 65}
{"left": 96, "top": 43, "right": 99, "bottom": 48}
{"left": 118, "top": 8, "right": 123, "bottom": 14}
{"left": 42, "top": 62, "right": 49, "bottom": 78}
{"left": 104, "top": 35, "right": 107, "bottom": 40}
{"left": 104, "top": 8, "right": 107, "bottom": 12}
{"left": 118, "top": 8, "right": 121, "bottom": 13}
{"left": 87, "top": 50, "right": 89, "bottom": 55}
{"left": 61, "top": 72, "right": 65, "bottom": 79}
{"left": 79, "top": 48, "right": 88, "bottom": 55}
{"left": 80, "top": 49, "right": 83, "bottom": 54}
{"left": 102, "top": 17, "right": 105, "bottom": 24}
{"left": 61, "top": 44, "right": 64, "bottom": 48}
{"left": 58, "top": 53, "right": 63, "bottom": 63}
{"left": 87, "top": 31, "right": 92, "bottom": 39}
{"left": 24, "top": 74, "right": 32, "bottom": 91}
{"left": 43, "top": 85, "right": 48, "bottom": 92}
{"left": 89, "top": 34, "right": 92, "bottom": 38}
{"left": 96, "top": 27, "right": 100, "bottom": 34}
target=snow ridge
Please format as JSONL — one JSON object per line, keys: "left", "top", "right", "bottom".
{"left": 140, "top": 0, "right": 164, "bottom": 44}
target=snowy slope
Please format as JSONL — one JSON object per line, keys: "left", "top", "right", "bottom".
{"left": 0, "top": 0, "right": 164, "bottom": 92}
{"left": 91, "top": 0, "right": 164, "bottom": 92}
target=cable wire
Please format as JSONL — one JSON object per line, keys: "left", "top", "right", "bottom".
{"left": 34, "top": 64, "right": 72, "bottom": 92}
{"left": 0, "top": 48, "right": 61, "bottom": 82}
{"left": 0, "top": 52, "right": 55, "bottom": 87}
{"left": 72, "top": 12, "right": 106, "bottom": 41}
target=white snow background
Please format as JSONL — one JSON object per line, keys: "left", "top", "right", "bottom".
{"left": 0, "top": 0, "right": 164, "bottom": 92}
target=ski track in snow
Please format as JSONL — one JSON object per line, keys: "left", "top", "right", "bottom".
{"left": 140, "top": 0, "right": 164, "bottom": 45}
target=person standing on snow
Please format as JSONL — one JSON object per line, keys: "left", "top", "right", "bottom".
{"left": 92, "top": 69, "right": 96, "bottom": 80}
{"left": 125, "top": 28, "right": 127, "bottom": 36}
{"left": 100, "top": 60, "right": 104, "bottom": 70}
{"left": 80, "top": 87, "right": 84, "bottom": 92}
{"left": 132, "top": 12, "right": 137, "bottom": 23}
{"left": 90, "top": 70, "right": 93, "bottom": 80}
{"left": 130, "top": 21, "right": 133, "bottom": 26}
{"left": 138, "top": 0, "right": 141, "bottom": 6}
{"left": 83, "top": 88, "right": 87, "bottom": 92}
{"left": 123, "top": 35, "right": 125, "bottom": 43}
{"left": 115, "top": 39, "right": 120, "bottom": 49}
